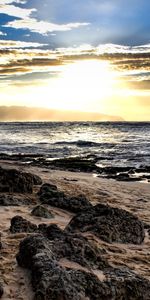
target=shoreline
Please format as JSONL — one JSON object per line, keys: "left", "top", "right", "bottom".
{"left": 0, "top": 153, "right": 150, "bottom": 183}
{"left": 0, "top": 160, "right": 150, "bottom": 299}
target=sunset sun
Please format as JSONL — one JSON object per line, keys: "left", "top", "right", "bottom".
{"left": 39, "top": 59, "right": 118, "bottom": 112}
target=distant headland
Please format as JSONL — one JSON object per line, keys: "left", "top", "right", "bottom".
{"left": 0, "top": 106, "right": 124, "bottom": 121}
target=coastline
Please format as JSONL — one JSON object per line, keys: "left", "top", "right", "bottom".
{"left": 0, "top": 160, "right": 150, "bottom": 299}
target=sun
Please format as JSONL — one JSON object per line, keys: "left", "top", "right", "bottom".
{"left": 15, "top": 59, "right": 118, "bottom": 112}
{"left": 48, "top": 59, "right": 117, "bottom": 112}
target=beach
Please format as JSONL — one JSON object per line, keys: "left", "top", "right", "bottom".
{"left": 0, "top": 0, "right": 150, "bottom": 297}
{"left": 0, "top": 160, "right": 150, "bottom": 299}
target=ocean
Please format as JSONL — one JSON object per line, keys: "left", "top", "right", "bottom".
{"left": 0, "top": 121, "right": 150, "bottom": 170}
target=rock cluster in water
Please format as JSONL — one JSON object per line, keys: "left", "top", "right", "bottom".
{"left": 1, "top": 154, "right": 150, "bottom": 182}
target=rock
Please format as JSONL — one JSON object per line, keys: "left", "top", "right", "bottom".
{"left": 31, "top": 205, "right": 54, "bottom": 219}
{"left": 10, "top": 216, "right": 37, "bottom": 233}
{"left": 52, "top": 233, "right": 108, "bottom": 270}
{"left": 16, "top": 235, "right": 111, "bottom": 299}
{"left": 39, "top": 157, "right": 100, "bottom": 173}
{"left": 0, "top": 283, "right": 3, "bottom": 298}
{"left": 16, "top": 234, "right": 54, "bottom": 268}
{"left": 0, "top": 166, "right": 42, "bottom": 193}
{"left": 115, "top": 173, "right": 141, "bottom": 182}
{"left": 41, "top": 193, "right": 92, "bottom": 214}
{"left": 39, "top": 183, "right": 92, "bottom": 213}
{"left": 38, "top": 183, "right": 58, "bottom": 195}
{"left": 38, "top": 224, "right": 107, "bottom": 270}
{"left": 66, "top": 204, "right": 145, "bottom": 244}
{"left": 32, "top": 174, "right": 42, "bottom": 185}
{"left": 17, "top": 234, "right": 150, "bottom": 300}
{"left": 0, "top": 194, "right": 32, "bottom": 206}
{"left": 38, "top": 224, "right": 65, "bottom": 240}
{"left": 104, "top": 267, "right": 150, "bottom": 300}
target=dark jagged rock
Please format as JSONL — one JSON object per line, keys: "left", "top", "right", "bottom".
{"left": 38, "top": 224, "right": 107, "bottom": 270}
{"left": 16, "top": 235, "right": 54, "bottom": 268}
{"left": 0, "top": 194, "right": 32, "bottom": 206}
{"left": 31, "top": 205, "right": 54, "bottom": 219}
{"left": 66, "top": 204, "right": 145, "bottom": 244}
{"left": 0, "top": 166, "right": 42, "bottom": 193}
{"left": 17, "top": 234, "right": 150, "bottom": 300}
{"left": 39, "top": 183, "right": 92, "bottom": 213}
{"left": 104, "top": 267, "right": 150, "bottom": 300}
{"left": 52, "top": 233, "right": 108, "bottom": 270}
{"left": 0, "top": 283, "right": 3, "bottom": 298}
{"left": 40, "top": 157, "right": 100, "bottom": 173}
{"left": 32, "top": 174, "right": 42, "bottom": 185}
{"left": 38, "top": 224, "right": 65, "bottom": 240}
{"left": 41, "top": 193, "right": 92, "bottom": 214}
{"left": 110, "top": 173, "right": 141, "bottom": 182}
{"left": 16, "top": 235, "right": 112, "bottom": 299}
{"left": 10, "top": 216, "right": 37, "bottom": 233}
{"left": 38, "top": 183, "right": 58, "bottom": 195}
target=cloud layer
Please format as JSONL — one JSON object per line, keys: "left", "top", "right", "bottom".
{"left": 0, "top": 41, "right": 150, "bottom": 87}
{"left": 0, "top": 0, "right": 89, "bottom": 35}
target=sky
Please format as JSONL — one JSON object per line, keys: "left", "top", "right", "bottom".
{"left": 0, "top": 0, "right": 150, "bottom": 121}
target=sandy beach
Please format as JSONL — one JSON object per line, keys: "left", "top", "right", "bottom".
{"left": 0, "top": 160, "right": 150, "bottom": 299}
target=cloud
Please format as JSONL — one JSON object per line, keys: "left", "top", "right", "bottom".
{"left": 0, "top": 2, "right": 35, "bottom": 19}
{"left": 0, "top": 31, "right": 7, "bottom": 36}
{"left": 0, "top": 40, "right": 46, "bottom": 49}
{"left": 4, "top": 18, "right": 89, "bottom": 35}
{"left": 0, "top": 1, "right": 27, "bottom": 4}
{"left": 0, "top": 42, "right": 150, "bottom": 88}
{"left": 1, "top": 0, "right": 89, "bottom": 35}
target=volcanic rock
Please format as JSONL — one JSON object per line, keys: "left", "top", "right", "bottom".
{"left": 39, "top": 183, "right": 92, "bottom": 213}
{"left": 16, "top": 235, "right": 111, "bottom": 299}
{"left": 66, "top": 204, "right": 145, "bottom": 244}
{"left": 0, "top": 166, "right": 42, "bottom": 193}
{"left": 31, "top": 205, "right": 54, "bottom": 219}
{"left": 0, "top": 194, "right": 32, "bottom": 206}
{"left": 52, "top": 233, "right": 108, "bottom": 269}
{"left": 38, "top": 183, "right": 58, "bottom": 195}
{"left": 38, "top": 224, "right": 107, "bottom": 269}
{"left": 38, "top": 224, "right": 65, "bottom": 240}
{"left": 10, "top": 215, "right": 37, "bottom": 233}
{"left": 104, "top": 267, "right": 150, "bottom": 300}
{"left": 17, "top": 234, "right": 150, "bottom": 300}
{"left": 41, "top": 157, "right": 100, "bottom": 172}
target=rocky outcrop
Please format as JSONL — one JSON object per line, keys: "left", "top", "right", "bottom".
{"left": 38, "top": 224, "right": 65, "bottom": 240}
{"left": 10, "top": 216, "right": 37, "bottom": 233}
{"left": 31, "top": 205, "right": 54, "bottom": 219}
{"left": 66, "top": 204, "right": 145, "bottom": 244}
{"left": 0, "top": 194, "right": 32, "bottom": 206}
{"left": 16, "top": 234, "right": 150, "bottom": 300}
{"left": 104, "top": 267, "right": 150, "bottom": 300}
{"left": 39, "top": 183, "right": 92, "bottom": 213}
{"left": 0, "top": 166, "right": 42, "bottom": 193}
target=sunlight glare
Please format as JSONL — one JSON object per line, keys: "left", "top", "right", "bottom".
{"left": 52, "top": 59, "right": 117, "bottom": 111}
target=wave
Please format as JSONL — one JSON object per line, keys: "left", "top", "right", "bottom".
{"left": 54, "top": 140, "right": 115, "bottom": 148}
